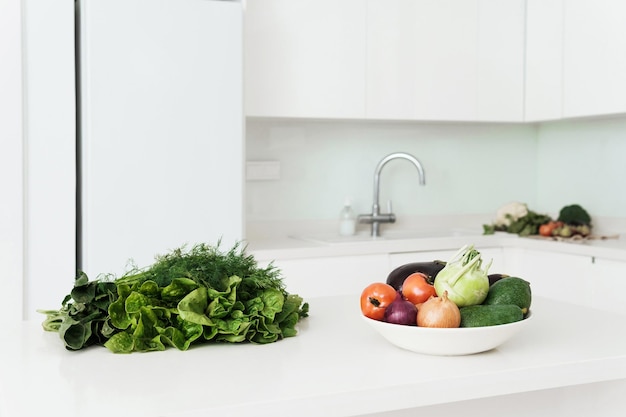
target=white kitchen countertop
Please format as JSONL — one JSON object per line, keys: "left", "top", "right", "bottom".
{"left": 247, "top": 231, "right": 626, "bottom": 263}
{"left": 2, "top": 295, "right": 625, "bottom": 417}
{"left": 244, "top": 215, "right": 626, "bottom": 263}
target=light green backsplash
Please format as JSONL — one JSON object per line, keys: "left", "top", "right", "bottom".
{"left": 246, "top": 119, "right": 537, "bottom": 221}
{"left": 536, "top": 116, "right": 626, "bottom": 218}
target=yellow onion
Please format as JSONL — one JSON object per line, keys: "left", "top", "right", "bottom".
{"left": 416, "top": 291, "right": 461, "bottom": 328}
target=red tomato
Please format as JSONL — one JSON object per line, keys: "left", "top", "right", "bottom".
{"left": 401, "top": 272, "right": 436, "bottom": 305}
{"left": 539, "top": 221, "right": 563, "bottom": 237}
{"left": 360, "top": 282, "right": 397, "bottom": 320}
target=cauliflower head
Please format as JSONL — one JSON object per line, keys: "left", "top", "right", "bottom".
{"left": 494, "top": 202, "right": 528, "bottom": 227}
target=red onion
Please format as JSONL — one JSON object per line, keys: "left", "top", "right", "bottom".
{"left": 383, "top": 291, "right": 417, "bottom": 326}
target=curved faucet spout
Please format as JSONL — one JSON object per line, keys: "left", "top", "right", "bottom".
{"left": 373, "top": 152, "right": 425, "bottom": 213}
{"left": 359, "top": 152, "right": 426, "bottom": 237}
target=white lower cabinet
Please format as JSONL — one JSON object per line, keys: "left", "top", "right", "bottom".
{"left": 504, "top": 248, "right": 626, "bottom": 315}
{"left": 388, "top": 250, "right": 458, "bottom": 268}
{"left": 261, "top": 246, "right": 507, "bottom": 299}
{"left": 389, "top": 247, "right": 506, "bottom": 274}
{"left": 260, "top": 254, "right": 391, "bottom": 298}
{"left": 588, "top": 257, "right": 626, "bottom": 315}
{"left": 258, "top": 246, "right": 626, "bottom": 314}
{"left": 504, "top": 249, "right": 592, "bottom": 306}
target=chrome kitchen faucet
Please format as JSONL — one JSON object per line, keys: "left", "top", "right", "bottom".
{"left": 358, "top": 152, "right": 426, "bottom": 237}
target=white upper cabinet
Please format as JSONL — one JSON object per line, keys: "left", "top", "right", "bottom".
{"left": 476, "top": 0, "right": 525, "bottom": 121}
{"left": 526, "top": 0, "right": 626, "bottom": 121}
{"left": 246, "top": 0, "right": 626, "bottom": 122}
{"left": 366, "top": 0, "right": 478, "bottom": 121}
{"left": 525, "top": 0, "right": 563, "bottom": 121}
{"left": 245, "top": 0, "right": 524, "bottom": 122}
{"left": 245, "top": 0, "right": 367, "bottom": 119}
{"left": 562, "top": 0, "right": 626, "bottom": 118}
{"left": 367, "top": 0, "right": 525, "bottom": 122}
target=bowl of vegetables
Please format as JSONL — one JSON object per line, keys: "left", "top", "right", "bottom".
{"left": 359, "top": 244, "right": 533, "bottom": 356}
{"left": 362, "top": 310, "right": 533, "bottom": 356}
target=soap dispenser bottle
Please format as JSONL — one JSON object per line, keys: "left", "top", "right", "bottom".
{"left": 339, "top": 197, "right": 356, "bottom": 236}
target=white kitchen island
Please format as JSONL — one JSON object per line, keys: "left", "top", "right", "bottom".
{"left": 2, "top": 293, "right": 625, "bottom": 417}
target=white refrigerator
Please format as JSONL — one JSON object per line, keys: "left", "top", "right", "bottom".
{"left": 77, "top": 0, "right": 244, "bottom": 277}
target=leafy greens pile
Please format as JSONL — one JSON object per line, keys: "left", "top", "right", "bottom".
{"left": 483, "top": 202, "right": 551, "bottom": 237}
{"left": 483, "top": 209, "right": 551, "bottom": 236}
{"left": 40, "top": 243, "right": 309, "bottom": 353}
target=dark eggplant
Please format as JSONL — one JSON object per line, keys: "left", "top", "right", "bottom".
{"left": 386, "top": 260, "right": 447, "bottom": 290}
{"left": 488, "top": 273, "right": 509, "bottom": 286}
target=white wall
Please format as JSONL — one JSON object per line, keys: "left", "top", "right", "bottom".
{"left": 247, "top": 116, "right": 626, "bottom": 227}
{"left": 246, "top": 119, "right": 538, "bottom": 222}
{"left": 21, "top": 0, "right": 76, "bottom": 317}
{"left": 536, "top": 115, "right": 626, "bottom": 220}
{"left": 0, "top": 0, "right": 25, "bottom": 322}
{"left": 1, "top": 0, "right": 76, "bottom": 320}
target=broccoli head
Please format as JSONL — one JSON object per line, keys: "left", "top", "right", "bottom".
{"left": 557, "top": 204, "right": 591, "bottom": 226}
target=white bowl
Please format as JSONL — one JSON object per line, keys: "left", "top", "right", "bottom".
{"left": 362, "top": 312, "right": 533, "bottom": 356}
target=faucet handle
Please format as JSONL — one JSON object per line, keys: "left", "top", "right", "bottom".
{"left": 386, "top": 200, "right": 393, "bottom": 213}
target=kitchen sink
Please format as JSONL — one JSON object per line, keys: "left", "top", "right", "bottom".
{"left": 290, "top": 228, "right": 481, "bottom": 245}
